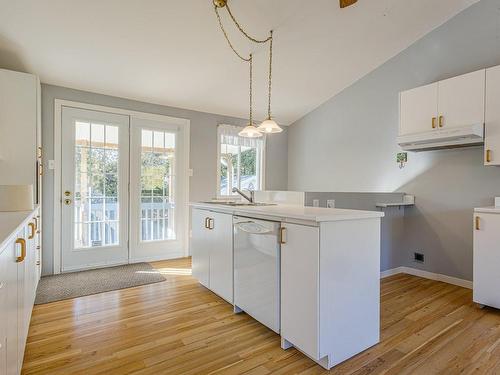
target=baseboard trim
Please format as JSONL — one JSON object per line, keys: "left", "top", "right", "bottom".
{"left": 381, "top": 266, "right": 472, "bottom": 289}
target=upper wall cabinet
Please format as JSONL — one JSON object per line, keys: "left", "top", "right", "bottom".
{"left": 485, "top": 65, "right": 500, "bottom": 165}
{"left": 400, "top": 82, "right": 438, "bottom": 135}
{"left": 399, "top": 69, "right": 485, "bottom": 137}
{"left": 437, "top": 69, "right": 485, "bottom": 130}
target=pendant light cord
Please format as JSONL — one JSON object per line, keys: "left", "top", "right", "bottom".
{"left": 249, "top": 54, "right": 253, "bottom": 125}
{"left": 267, "top": 30, "right": 273, "bottom": 120}
{"left": 225, "top": 2, "right": 272, "bottom": 44}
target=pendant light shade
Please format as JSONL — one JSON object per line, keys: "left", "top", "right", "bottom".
{"left": 257, "top": 118, "right": 283, "bottom": 134}
{"left": 239, "top": 124, "right": 263, "bottom": 138}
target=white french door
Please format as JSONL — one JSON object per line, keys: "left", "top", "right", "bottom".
{"left": 61, "top": 107, "right": 130, "bottom": 271}
{"left": 129, "top": 117, "right": 187, "bottom": 261}
{"left": 60, "top": 105, "right": 188, "bottom": 272}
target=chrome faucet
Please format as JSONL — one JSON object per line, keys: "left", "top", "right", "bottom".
{"left": 232, "top": 187, "right": 254, "bottom": 203}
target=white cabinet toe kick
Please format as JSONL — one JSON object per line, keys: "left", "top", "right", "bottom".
{"left": 190, "top": 203, "right": 383, "bottom": 370}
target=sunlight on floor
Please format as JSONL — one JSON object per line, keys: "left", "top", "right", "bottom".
{"left": 136, "top": 268, "right": 192, "bottom": 276}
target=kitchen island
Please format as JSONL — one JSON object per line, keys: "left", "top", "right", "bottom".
{"left": 190, "top": 202, "right": 384, "bottom": 370}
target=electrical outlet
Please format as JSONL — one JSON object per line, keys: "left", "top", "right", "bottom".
{"left": 312, "top": 199, "right": 320, "bottom": 207}
{"left": 326, "top": 199, "right": 335, "bottom": 208}
{"left": 414, "top": 252, "right": 424, "bottom": 263}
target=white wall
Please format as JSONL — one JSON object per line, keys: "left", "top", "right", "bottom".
{"left": 288, "top": 0, "right": 500, "bottom": 281}
{"left": 41, "top": 84, "right": 288, "bottom": 275}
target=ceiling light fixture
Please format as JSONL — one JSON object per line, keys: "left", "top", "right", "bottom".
{"left": 213, "top": 0, "right": 282, "bottom": 137}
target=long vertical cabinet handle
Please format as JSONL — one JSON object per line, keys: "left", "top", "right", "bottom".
{"left": 486, "top": 149, "right": 492, "bottom": 163}
{"left": 28, "top": 223, "right": 35, "bottom": 239}
{"left": 475, "top": 216, "right": 480, "bottom": 231}
{"left": 279, "top": 227, "right": 287, "bottom": 244}
{"left": 16, "top": 238, "right": 26, "bottom": 263}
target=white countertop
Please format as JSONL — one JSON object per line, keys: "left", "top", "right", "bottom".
{"left": 474, "top": 206, "right": 500, "bottom": 214}
{"left": 0, "top": 207, "right": 38, "bottom": 250}
{"left": 190, "top": 202, "right": 384, "bottom": 223}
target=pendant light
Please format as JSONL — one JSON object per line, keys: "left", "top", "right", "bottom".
{"left": 239, "top": 54, "right": 262, "bottom": 138}
{"left": 257, "top": 31, "right": 283, "bottom": 134}
{"left": 213, "top": 0, "right": 280, "bottom": 137}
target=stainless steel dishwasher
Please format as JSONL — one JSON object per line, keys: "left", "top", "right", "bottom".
{"left": 233, "top": 216, "right": 280, "bottom": 333}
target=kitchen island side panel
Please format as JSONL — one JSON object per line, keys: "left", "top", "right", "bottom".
{"left": 319, "top": 218, "right": 381, "bottom": 365}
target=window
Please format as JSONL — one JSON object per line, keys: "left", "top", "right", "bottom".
{"left": 140, "top": 129, "right": 176, "bottom": 242}
{"left": 217, "top": 124, "right": 265, "bottom": 197}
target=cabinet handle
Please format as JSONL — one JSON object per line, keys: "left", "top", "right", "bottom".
{"left": 486, "top": 149, "right": 492, "bottom": 163}
{"left": 39, "top": 164, "right": 43, "bottom": 176}
{"left": 38, "top": 147, "right": 42, "bottom": 159}
{"left": 16, "top": 238, "right": 26, "bottom": 263}
{"left": 432, "top": 117, "right": 437, "bottom": 129}
{"left": 33, "top": 217, "right": 38, "bottom": 230}
{"left": 279, "top": 227, "right": 287, "bottom": 244}
{"left": 204, "top": 217, "right": 209, "bottom": 229}
{"left": 475, "top": 216, "right": 480, "bottom": 231}
{"left": 208, "top": 218, "right": 214, "bottom": 230}
{"left": 28, "top": 223, "right": 35, "bottom": 239}
{"left": 438, "top": 115, "right": 444, "bottom": 128}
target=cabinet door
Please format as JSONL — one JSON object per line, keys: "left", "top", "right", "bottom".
{"left": 438, "top": 69, "right": 485, "bottom": 129}
{"left": 473, "top": 213, "right": 500, "bottom": 308}
{"left": 4, "top": 236, "right": 19, "bottom": 375}
{"left": 281, "top": 223, "right": 320, "bottom": 360}
{"left": 208, "top": 212, "right": 233, "bottom": 303}
{"left": 17, "top": 228, "right": 27, "bottom": 371}
{"left": 191, "top": 209, "right": 210, "bottom": 287}
{"left": 400, "top": 82, "right": 438, "bottom": 136}
{"left": 485, "top": 66, "right": 500, "bottom": 165}
{"left": 0, "top": 246, "right": 7, "bottom": 375}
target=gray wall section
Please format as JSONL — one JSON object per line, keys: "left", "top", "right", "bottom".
{"left": 304, "top": 192, "right": 407, "bottom": 272}
{"left": 41, "top": 84, "right": 288, "bottom": 275}
{"left": 288, "top": 0, "right": 500, "bottom": 281}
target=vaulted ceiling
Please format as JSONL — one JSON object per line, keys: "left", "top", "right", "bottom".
{"left": 0, "top": 0, "right": 479, "bottom": 124}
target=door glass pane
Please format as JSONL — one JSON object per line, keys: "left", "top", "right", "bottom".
{"left": 74, "top": 121, "right": 120, "bottom": 248}
{"left": 140, "top": 129, "right": 176, "bottom": 242}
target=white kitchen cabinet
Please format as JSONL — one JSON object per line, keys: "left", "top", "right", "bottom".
{"left": 399, "top": 69, "right": 485, "bottom": 137}
{"left": 473, "top": 211, "right": 500, "bottom": 308}
{"left": 191, "top": 209, "right": 210, "bottom": 287}
{"left": 280, "top": 223, "right": 320, "bottom": 359}
{"left": 208, "top": 211, "right": 233, "bottom": 303}
{"left": 191, "top": 208, "right": 233, "bottom": 303}
{"left": 0, "top": 209, "right": 40, "bottom": 375}
{"left": 485, "top": 66, "right": 500, "bottom": 165}
{"left": 280, "top": 219, "right": 381, "bottom": 370}
{"left": 438, "top": 69, "right": 485, "bottom": 130}
{"left": 400, "top": 82, "right": 438, "bottom": 136}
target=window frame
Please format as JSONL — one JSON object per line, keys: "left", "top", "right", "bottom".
{"left": 216, "top": 124, "right": 266, "bottom": 198}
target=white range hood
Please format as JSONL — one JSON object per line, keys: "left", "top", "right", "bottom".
{"left": 397, "top": 123, "right": 484, "bottom": 151}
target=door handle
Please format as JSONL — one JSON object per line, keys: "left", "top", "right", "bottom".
{"left": 279, "top": 227, "right": 287, "bottom": 244}
{"left": 16, "top": 238, "right": 26, "bottom": 263}
{"left": 64, "top": 199, "right": 72, "bottom": 205}
{"left": 28, "top": 223, "right": 35, "bottom": 239}
{"left": 475, "top": 216, "right": 480, "bottom": 231}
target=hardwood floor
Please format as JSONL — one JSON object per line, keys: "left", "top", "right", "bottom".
{"left": 22, "top": 258, "right": 500, "bottom": 374}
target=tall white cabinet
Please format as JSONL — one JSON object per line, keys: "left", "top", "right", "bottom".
{"left": 0, "top": 69, "right": 42, "bottom": 205}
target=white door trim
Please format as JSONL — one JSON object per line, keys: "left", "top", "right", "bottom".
{"left": 53, "top": 99, "right": 190, "bottom": 274}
